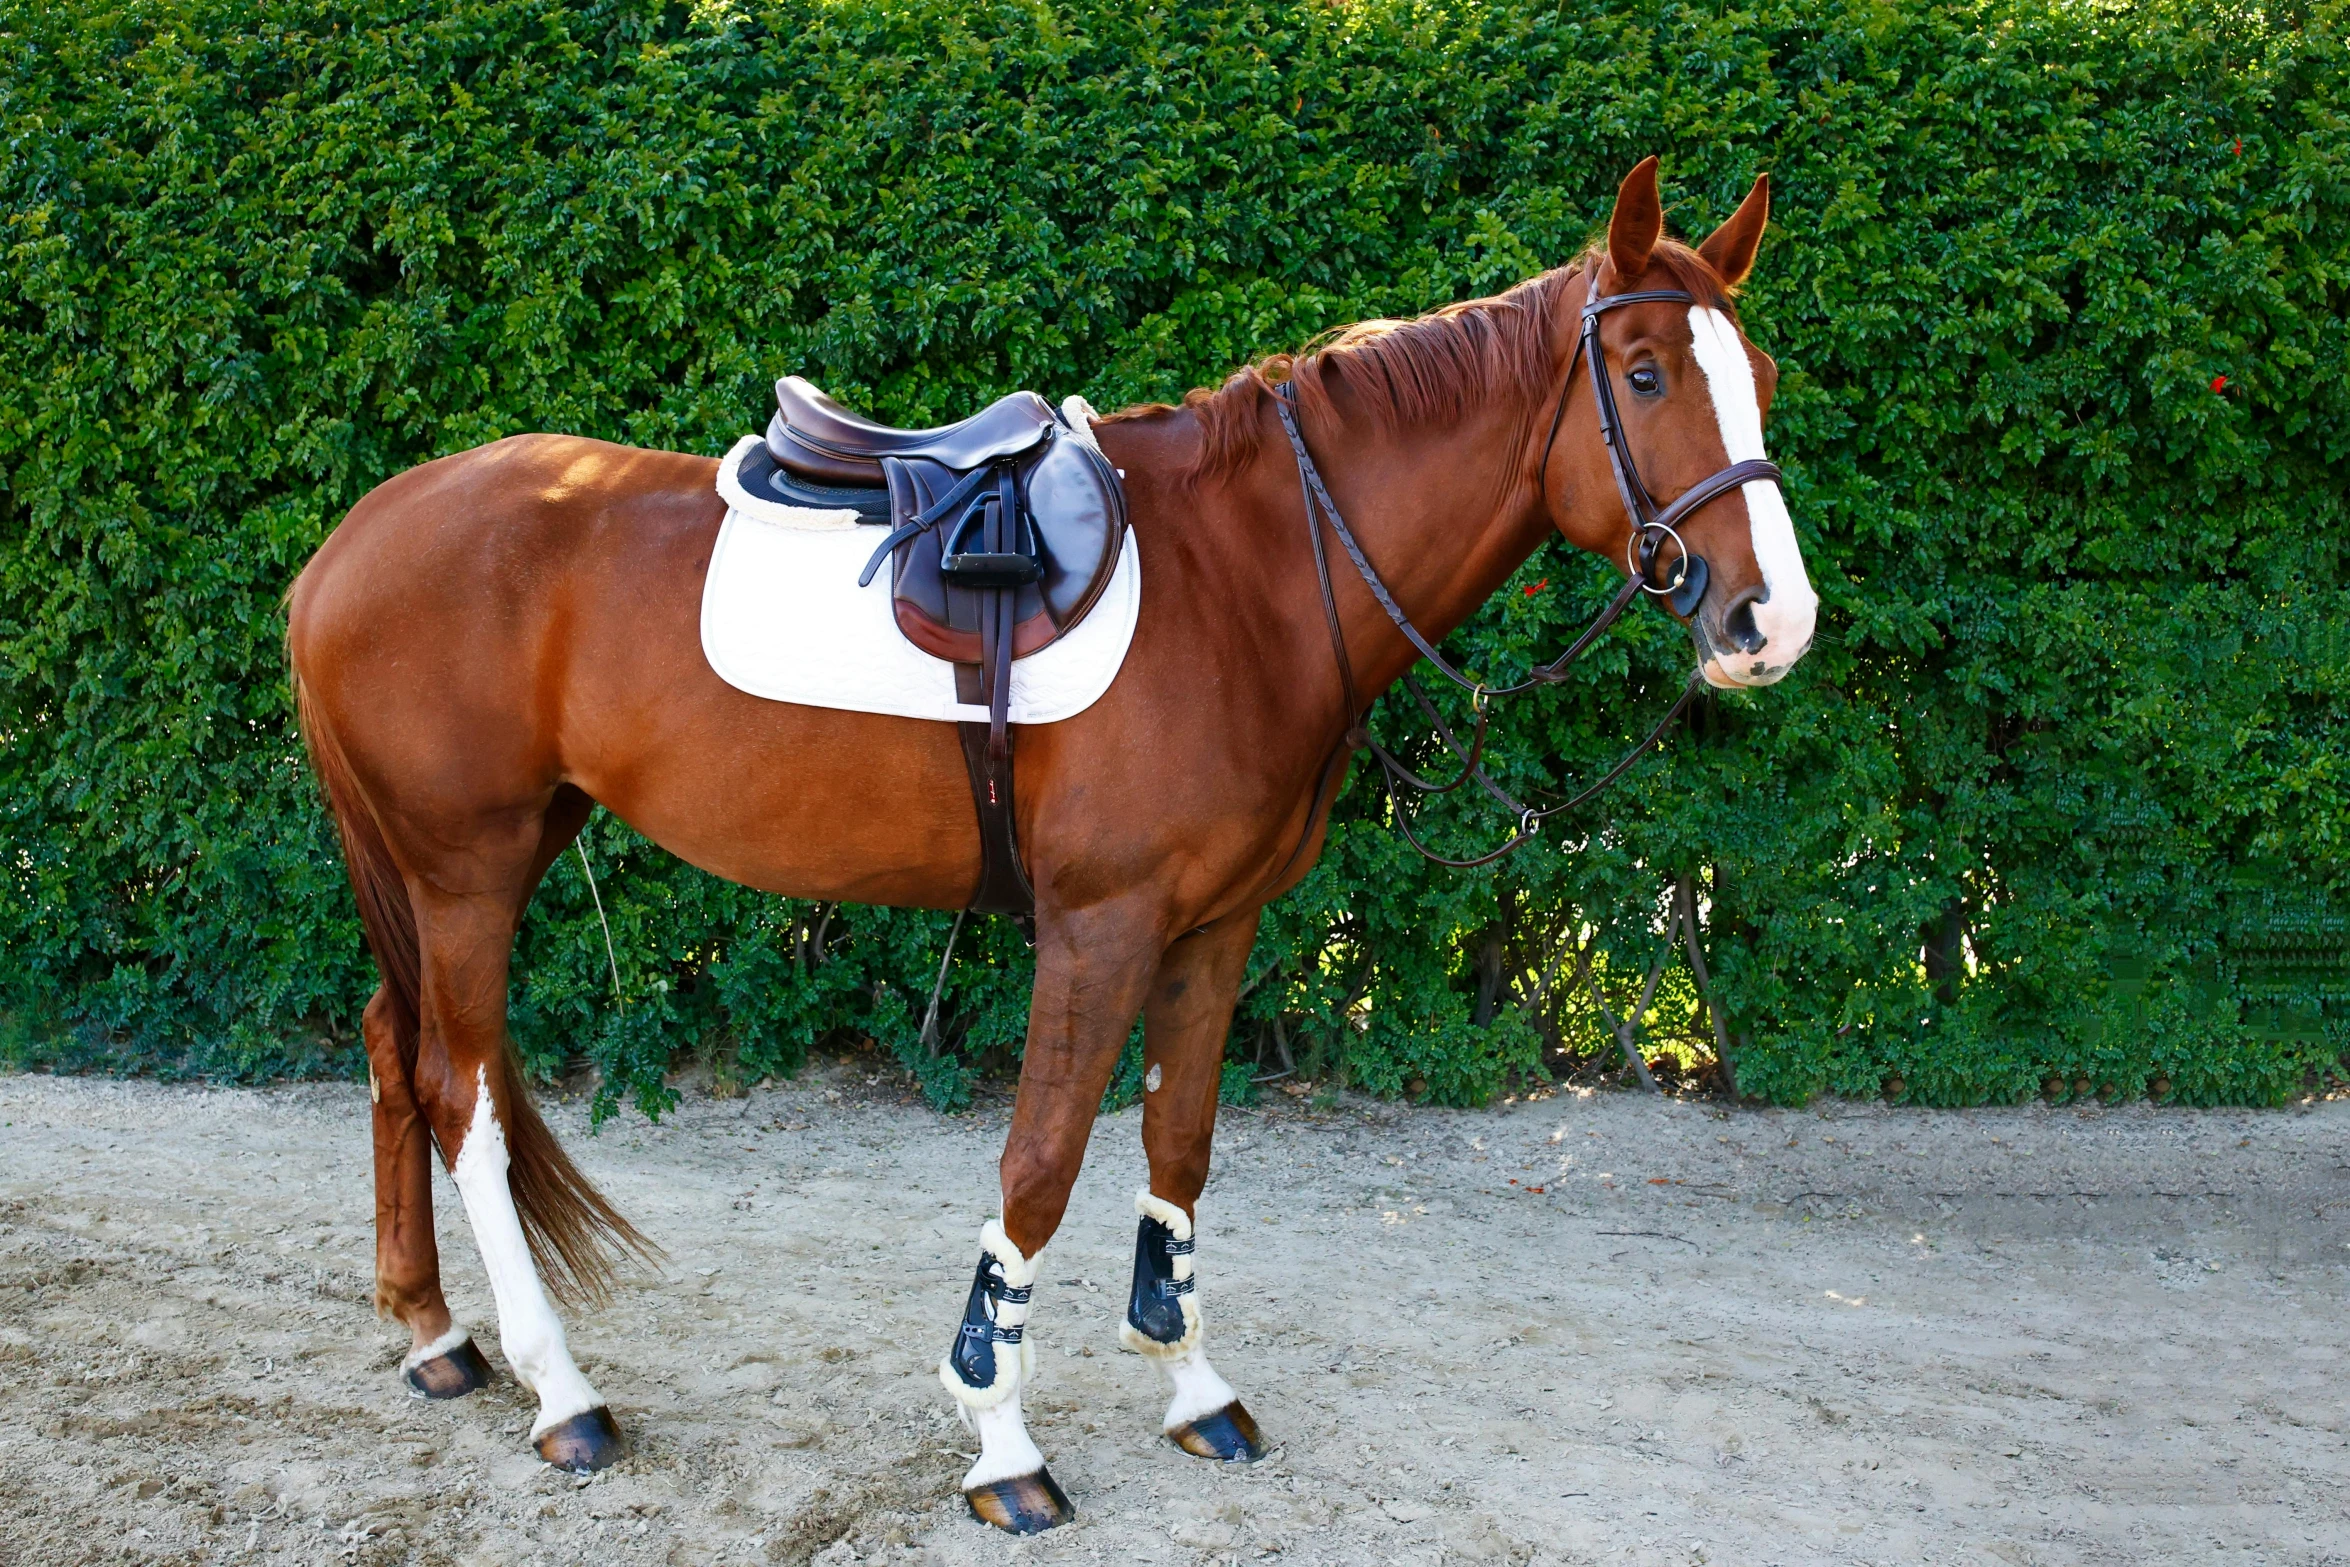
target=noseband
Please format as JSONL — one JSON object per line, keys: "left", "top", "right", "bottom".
{"left": 1267, "top": 267, "right": 1785, "bottom": 868}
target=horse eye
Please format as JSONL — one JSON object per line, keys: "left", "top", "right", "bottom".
{"left": 1629, "top": 365, "right": 1664, "bottom": 398}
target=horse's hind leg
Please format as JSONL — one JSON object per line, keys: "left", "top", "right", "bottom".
{"left": 1128, "top": 910, "right": 1267, "bottom": 1461}
{"left": 407, "top": 865, "right": 631, "bottom": 1473}
{"left": 363, "top": 987, "right": 490, "bottom": 1397}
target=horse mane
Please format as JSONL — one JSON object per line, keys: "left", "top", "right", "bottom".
{"left": 1105, "top": 238, "right": 1736, "bottom": 484}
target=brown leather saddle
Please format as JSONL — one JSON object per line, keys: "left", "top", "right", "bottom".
{"left": 751, "top": 376, "right": 1127, "bottom": 923}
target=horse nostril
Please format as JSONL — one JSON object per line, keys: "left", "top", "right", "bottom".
{"left": 1722, "top": 595, "right": 1766, "bottom": 655}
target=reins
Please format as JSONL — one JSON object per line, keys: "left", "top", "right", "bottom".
{"left": 1270, "top": 266, "right": 1781, "bottom": 869}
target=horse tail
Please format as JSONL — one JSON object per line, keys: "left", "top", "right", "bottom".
{"left": 495, "top": 1048, "right": 663, "bottom": 1306}
{"left": 293, "top": 669, "right": 422, "bottom": 1057}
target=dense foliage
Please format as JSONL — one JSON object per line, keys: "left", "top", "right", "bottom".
{"left": 4, "top": 0, "right": 2345, "bottom": 1116}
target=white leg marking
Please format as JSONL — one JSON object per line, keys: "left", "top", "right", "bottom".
{"left": 401, "top": 1321, "right": 474, "bottom": 1373}
{"left": 1687, "top": 306, "right": 1819, "bottom": 681}
{"left": 1158, "top": 1342, "right": 1242, "bottom": 1431}
{"left": 449, "top": 1066, "right": 603, "bottom": 1438}
{"left": 1123, "top": 1192, "right": 1243, "bottom": 1431}
{"left": 961, "top": 1396, "right": 1049, "bottom": 1489}
{"left": 938, "top": 1218, "right": 1046, "bottom": 1486}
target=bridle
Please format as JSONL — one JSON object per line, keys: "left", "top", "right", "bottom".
{"left": 1268, "top": 266, "right": 1785, "bottom": 869}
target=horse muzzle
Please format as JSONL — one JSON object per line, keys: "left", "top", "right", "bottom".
{"left": 1692, "top": 583, "right": 1816, "bottom": 688}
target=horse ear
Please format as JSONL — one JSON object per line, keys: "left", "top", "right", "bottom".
{"left": 1698, "top": 172, "right": 1771, "bottom": 288}
{"left": 1607, "top": 156, "right": 1664, "bottom": 283}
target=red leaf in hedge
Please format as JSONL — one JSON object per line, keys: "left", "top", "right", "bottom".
{"left": 2211, "top": 375, "right": 2228, "bottom": 393}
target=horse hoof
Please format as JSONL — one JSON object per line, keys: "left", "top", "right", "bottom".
{"left": 964, "top": 1468, "right": 1075, "bottom": 1534}
{"left": 1168, "top": 1401, "right": 1267, "bottom": 1462}
{"left": 402, "top": 1339, "right": 492, "bottom": 1400}
{"left": 535, "top": 1407, "right": 624, "bottom": 1473}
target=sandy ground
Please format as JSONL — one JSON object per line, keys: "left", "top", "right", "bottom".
{"left": 2, "top": 1064, "right": 2346, "bottom": 1567}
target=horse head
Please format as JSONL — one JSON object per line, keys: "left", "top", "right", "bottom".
{"left": 1543, "top": 157, "right": 1819, "bottom": 689}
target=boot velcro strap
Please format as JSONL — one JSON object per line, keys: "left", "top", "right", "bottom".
{"left": 961, "top": 1320, "right": 1026, "bottom": 1344}
{"left": 991, "top": 1282, "right": 1033, "bottom": 1305}
{"left": 1159, "top": 1275, "right": 1194, "bottom": 1297}
{"left": 1164, "top": 1237, "right": 1194, "bottom": 1256}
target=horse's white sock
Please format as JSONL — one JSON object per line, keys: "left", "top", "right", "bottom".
{"left": 401, "top": 1321, "right": 474, "bottom": 1372}
{"left": 449, "top": 1066, "right": 603, "bottom": 1438}
{"left": 939, "top": 1218, "right": 1045, "bottom": 1489}
{"left": 1158, "top": 1340, "right": 1243, "bottom": 1427}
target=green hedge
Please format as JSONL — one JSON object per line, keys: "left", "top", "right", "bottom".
{"left": 4, "top": 0, "right": 2345, "bottom": 1116}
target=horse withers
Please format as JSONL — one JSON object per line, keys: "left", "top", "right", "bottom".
{"left": 285, "top": 157, "right": 1816, "bottom": 1529}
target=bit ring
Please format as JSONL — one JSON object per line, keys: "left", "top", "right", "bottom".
{"left": 1628, "top": 521, "right": 1690, "bottom": 595}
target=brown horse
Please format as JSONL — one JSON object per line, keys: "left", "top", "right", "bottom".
{"left": 286, "top": 157, "right": 1815, "bottom": 1531}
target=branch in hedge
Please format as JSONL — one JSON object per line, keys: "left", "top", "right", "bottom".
{"left": 1677, "top": 872, "right": 1737, "bottom": 1101}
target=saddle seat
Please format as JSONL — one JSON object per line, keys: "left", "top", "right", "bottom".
{"left": 768, "top": 376, "right": 1057, "bottom": 486}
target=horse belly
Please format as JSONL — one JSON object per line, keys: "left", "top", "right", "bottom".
{"left": 572, "top": 691, "right": 987, "bottom": 910}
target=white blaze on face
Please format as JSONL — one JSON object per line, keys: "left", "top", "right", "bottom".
{"left": 1685, "top": 307, "right": 1818, "bottom": 686}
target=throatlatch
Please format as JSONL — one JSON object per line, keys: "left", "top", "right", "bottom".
{"left": 1121, "top": 1193, "right": 1266, "bottom": 1462}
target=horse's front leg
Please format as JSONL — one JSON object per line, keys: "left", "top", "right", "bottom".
{"left": 1127, "top": 909, "right": 1269, "bottom": 1461}
{"left": 940, "top": 895, "right": 1169, "bottom": 1534}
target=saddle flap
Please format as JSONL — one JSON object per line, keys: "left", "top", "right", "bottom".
{"left": 882, "top": 417, "right": 1126, "bottom": 666}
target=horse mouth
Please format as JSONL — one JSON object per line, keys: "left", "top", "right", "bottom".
{"left": 1691, "top": 620, "right": 1805, "bottom": 689}
{"left": 1704, "top": 658, "right": 1789, "bottom": 688}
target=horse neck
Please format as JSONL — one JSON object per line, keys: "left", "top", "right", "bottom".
{"left": 1281, "top": 392, "right": 1554, "bottom": 703}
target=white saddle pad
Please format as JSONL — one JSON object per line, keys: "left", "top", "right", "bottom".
{"left": 698, "top": 418, "right": 1140, "bottom": 725}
